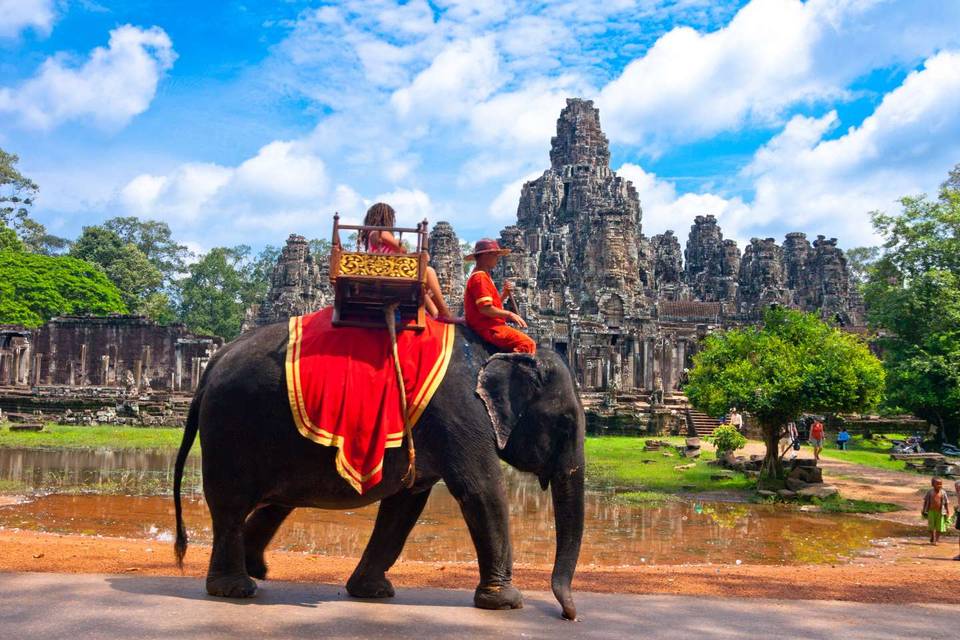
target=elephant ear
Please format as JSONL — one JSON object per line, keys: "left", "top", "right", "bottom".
{"left": 476, "top": 352, "right": 542, "bottom": 449}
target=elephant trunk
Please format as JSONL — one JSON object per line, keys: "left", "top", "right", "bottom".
{"left": 550, "top": 464, "right": 584, "bottom": 621}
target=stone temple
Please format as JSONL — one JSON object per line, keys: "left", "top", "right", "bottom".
{"left": 488, "top": 99, "right": 864, "bottom": 424}
{"left": 0, "top": 98, "right": 865, "bottom": 431}
{"left": 240, "top": 98, "right": 864, "bottom": 430}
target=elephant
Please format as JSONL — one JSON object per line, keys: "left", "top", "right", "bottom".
{"left": 172, "top": 320, "right": 586, "bottom": 620}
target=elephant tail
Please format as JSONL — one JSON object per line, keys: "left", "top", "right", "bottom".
{"left": 174, "top": 387, "right": 201, "bottom": 569}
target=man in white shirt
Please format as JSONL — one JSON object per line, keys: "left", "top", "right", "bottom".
{"left": 729, "top": 408, "right": 743, "bottom": 432}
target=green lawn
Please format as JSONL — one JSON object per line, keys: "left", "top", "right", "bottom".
{"left": 818, "top": 434, "right": 909, "bottom": 472}
{"left": 0, "top": 423, "right": 187, "bottom": 449}
{"left": 585, "top": 436, "right": 753, "bottom": 500}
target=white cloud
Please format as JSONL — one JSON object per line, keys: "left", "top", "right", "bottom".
{"left": 117, "top": 142, "right": 367, "bottom": 248}
{"left": 391, "top": 37, "right": 504, "bottom": 122}
{"left": 0, "top": 0, "right": 56, "bottom": 38}
{"left": 488, "top": 172, "right": 541, "bottom": 220}
{"left": 616, "top": 50, "right": 960, "bottom": 248}
{"left": 0, "top": 25, "right": 175, "bottom": 130}
{"left": 617, "top": 163, "right": 750, "bottom": 240}
{"left": 741, "top": 49, "right": 960, "bottom": 245}
{"left": 599, "top": 0, "right": 960, "bottom": 152}
{"left": 371, "top": 188, "right": 434, "bottom": 225}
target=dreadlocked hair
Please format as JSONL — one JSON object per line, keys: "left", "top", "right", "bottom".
{"left": 362, "top": 202, "right": 396, "bottom": 248}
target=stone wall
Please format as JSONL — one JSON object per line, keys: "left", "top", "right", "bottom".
{"left": 1, "top": 316, "right": 221, "bottom": 393}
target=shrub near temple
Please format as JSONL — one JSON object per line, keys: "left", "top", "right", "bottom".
{"left": 685, "top": 307, "right": 885, "bottom": 484}
{"left": 710, "top": 425, "right": 746, "bottom": 458}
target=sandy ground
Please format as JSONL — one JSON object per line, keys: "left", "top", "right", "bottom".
{"left": 1, "top": 529, "right": 959, "bottom": 604}
{"left": 2, "top": 442, "right": 959, "bottom": 605}
{"left": 739, "top": 441, "right": 949, "bottom": 524}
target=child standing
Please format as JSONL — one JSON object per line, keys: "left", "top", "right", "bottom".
{"left": 922, "top": 477, "right": 950, "bottom": 545}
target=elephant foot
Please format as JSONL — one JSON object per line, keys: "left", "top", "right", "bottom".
{"left": 245, "top": 555, "right": 268, "bottom": 580}
{"left": 206, "top": 574, "right": 257, "bottom": 598}
{"left": 474, "top": 584, "right": 523, "bottom": 611}
{"left": 346, "top": 572, "right": 395, "bottom": 599}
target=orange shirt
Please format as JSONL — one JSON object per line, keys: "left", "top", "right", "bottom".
{"left": 811, "top": 422, "right": 824, "bottom": 439}
{"left": 465, "top": 270, "right": 505, "bottom": 333}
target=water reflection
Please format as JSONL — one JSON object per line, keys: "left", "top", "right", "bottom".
{"left": 0, "top": 447, "right": 914, "bottom": 566}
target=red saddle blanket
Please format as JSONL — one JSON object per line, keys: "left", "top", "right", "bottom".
{"left": 285, "top": 307, "right": 455, "bottom": 493}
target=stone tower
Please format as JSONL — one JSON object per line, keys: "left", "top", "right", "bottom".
{"left": 242, "top": 234, "right": 331, "bottom": 331}
{"left": 505, "top": 98, "right": 643, "bottom": 324}
{"left": 428, "top": 221, "right": 465, "bottom": 316}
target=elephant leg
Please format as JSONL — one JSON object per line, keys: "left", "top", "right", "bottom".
{"left": 205, "top": 496, "right": 258, "bottom": 598}
{"left": 347, "top": 487, "right": 433, "bottom": 598}
{"left": 446, "top": 473, "right": 523, "bottom": 611}
{"left": 243, "top": 504, "right": 294, "bottom": 580}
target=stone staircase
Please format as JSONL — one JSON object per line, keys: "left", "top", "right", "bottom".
{"left": 686, "top": 409, "right": 721, "bottom": 437}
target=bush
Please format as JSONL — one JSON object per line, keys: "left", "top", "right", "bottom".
{"left": 710, "top": 425, "right": 747, "bottom": 456}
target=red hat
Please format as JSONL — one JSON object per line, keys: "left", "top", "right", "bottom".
{"left": 465, "top": 238, "right": 511, "bottom": 261}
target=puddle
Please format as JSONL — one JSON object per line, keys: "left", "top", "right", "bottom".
{"left": 0, "top": 447, "right": 916, "bottom": 566}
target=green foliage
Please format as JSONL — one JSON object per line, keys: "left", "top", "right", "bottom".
{"left": 818, "top": 434, "right": 909, "bottom": 472}
{"left": 864, "top": 167, "right": 960, "bottom": 442}
{"left": 0, "top": 250, "right": 127, "bottom": 327}
{"left": 0, "top": 224, "right": 24, "bottom": 252}
{"left": 845, "top": 246, "right": 880, "bottom": 284}
{"left": 686, "top": 307, "right": 885, "bottom": 479}
{"left": 0, "top": 147, "right": 37, "bottom": 228}
{"left": 584, "top": 436, "right": 753, "bottom": 495}
{"left": 0, "top": 147, "right": 68, "bottom": 254}
{"left": 178, "top": 246, "right": 252, "bottom": 340}
{"left": 709, "top": 425, "right": 746, "bottom": 455}
{"left": 101, "top": 216, "right": 191, "bottom": 287}
{"left": 0, "top": 423, "right": 186, "bottom": 449}
{"left": 810, "top": 495, "right": 901, "bottom": 514}
{"left": 138, "top": 291, "right": 178, "bottom": 325}
{"left": 70, "top": 226, "right": 164, "bottom": 312}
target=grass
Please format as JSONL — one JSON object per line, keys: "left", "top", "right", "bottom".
{"left": 818, "top": 433, "right": 910, "bottom": 472}
{"left": 812, "top": 496, "right": 902, "bottom": 513}
{"left": 585, "top": 436, "right": 753, "bottom": 501}
{"left": 0, "top": 423, "right": 187, "bottom": 450}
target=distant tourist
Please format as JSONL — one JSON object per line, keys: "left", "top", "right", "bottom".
{"left": 809, "top": 419, "right": 825, "bottom": 462}
{"left": 783, "top": 421, "right": 799, "bottom": 460}
{"left": 922, "top": 477, "right": 950, "bottom": 545}
{"left": 955, "top": 481, "right": 960, "bottom": 560}
{"left": 728, "top": 408, "right": 743, "bottom": 432}
{"left": 836, "top": 427, "right": 851, "bottom": 450}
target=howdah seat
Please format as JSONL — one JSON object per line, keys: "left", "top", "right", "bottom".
{"left": 329, "top": 213, "right": 429, "bottom": 331}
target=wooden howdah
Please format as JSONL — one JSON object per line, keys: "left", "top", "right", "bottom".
{"left": 329, "top": 213, "right": 429, "bottom": 331}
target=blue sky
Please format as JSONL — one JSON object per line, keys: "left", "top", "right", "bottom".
{"left": 2, "top": 0, "right": 959, "bottom": 255}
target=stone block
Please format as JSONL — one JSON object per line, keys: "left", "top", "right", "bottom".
{"left": 796, "top": 484, "right": 839, "bottom": 499}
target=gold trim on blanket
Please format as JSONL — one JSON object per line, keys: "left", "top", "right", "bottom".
{"left": 285, "top": 315, "right": 455, "bottom": 493}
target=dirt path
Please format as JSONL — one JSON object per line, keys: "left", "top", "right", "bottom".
{"left": 1, "top": 529, "right": 959, "bottom": 604}
{"left": 735, "top": 442, "right": 942, "bottom": 524}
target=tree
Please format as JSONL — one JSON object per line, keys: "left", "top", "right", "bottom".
{"left": 101, "top": 216, "right": 191, "bottom": 286}
{"left": 845, "top": 246, "right": 880, "bottom": 285}
{"left": 863, "top": 166, "right": 960, "bottom": 442}
{"left": 0, "top": 250, "right": 127, "bottom": 327}
{"left": 179, "top": 247, "right": 251, "bottom": 340}
{"left": 685, "top": 307, "right": 885, "bottom": 483}
{"left": 70, "top": 226, "right": 164, "bottom": 313}
{"left": 0, "top": 147, "right": 69, "bottom": 254}
{"left": 0, "top": 148, "right": 37, "bottom": 229}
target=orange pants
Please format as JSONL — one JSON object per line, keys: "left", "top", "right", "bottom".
{"left": 479, "top": 324, "right": 536, "bottom": 354}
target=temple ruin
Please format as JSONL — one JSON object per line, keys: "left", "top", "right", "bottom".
{"left": 0, "top": 97, "right": 867, "bottom": 431}
{"left": 0, "top": 316, "right": 221, "bottom": 425}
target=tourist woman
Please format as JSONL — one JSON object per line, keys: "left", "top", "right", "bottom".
{"left": 361, "top": 202, "right": 453, "bottom": 320}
